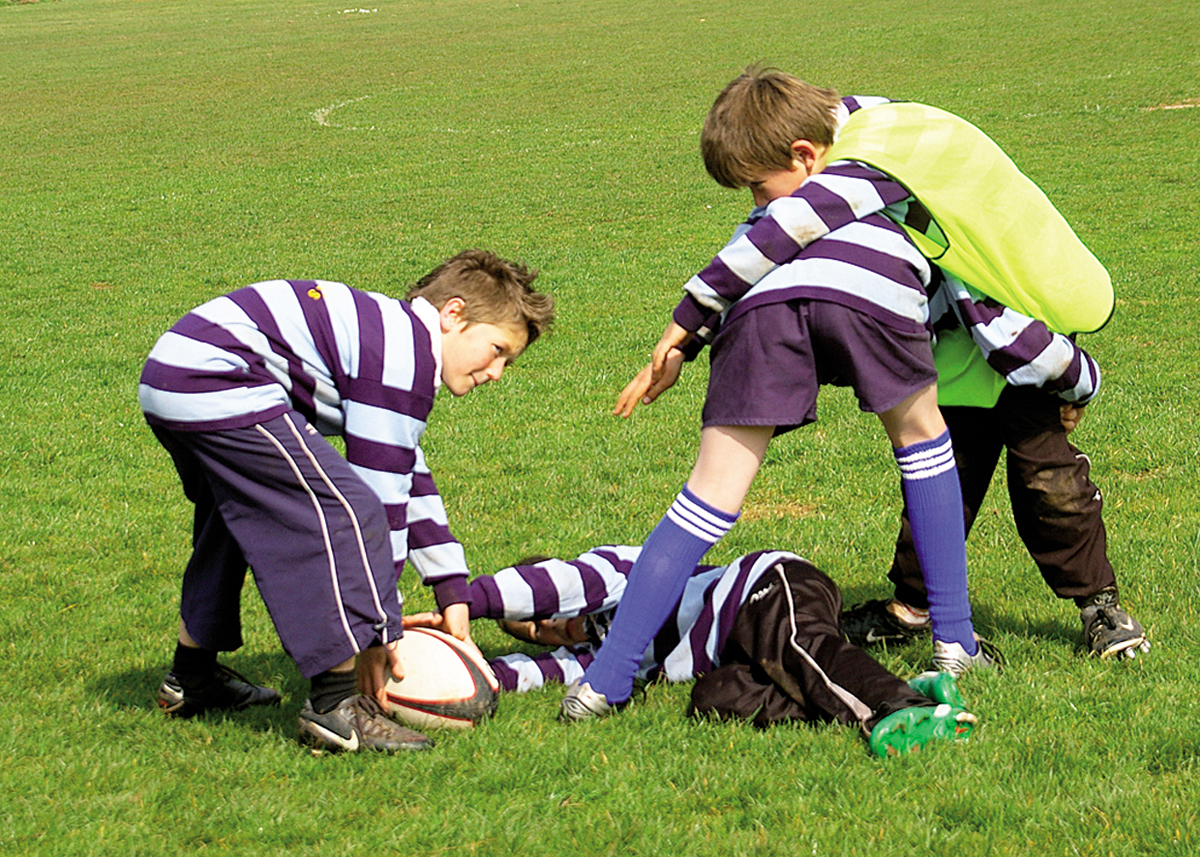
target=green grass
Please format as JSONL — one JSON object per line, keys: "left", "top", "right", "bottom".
{"left": 2, "top": 0, "right": 1199, "bottom": 853}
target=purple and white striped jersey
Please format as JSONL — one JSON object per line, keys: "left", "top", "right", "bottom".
{"left": 670, "top": 93, "right": 1101, "bottom": 403}
{"left": 672, "top": 97, "right": 928, "bottom": 337}
{"left": 674, "top": 162, "right": 927, "bottom": 335}
{"left": 138, "top": 281, "right": 470, "bottom": 604}
{"left": 929, "top": 273, "right": 1101, "bottom": 403}
{"left": 475, "top": 546, "right": 807, "bottom": 693}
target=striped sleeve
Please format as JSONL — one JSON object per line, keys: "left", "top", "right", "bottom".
{"left": 674, "top": 162, "right": 914, "bottom": 331}
{"left": 468, "top": 546, "right": 640, "bottom": 620}
{"left": 488, "top": 646, "right": 593, "bottom": 692}
{"left": 403, "top": 448, "right": 470, "bottom": 607}
{"left": 939, "top": 274, "right": 1102, "bottom": 403}
{"left": 337, "top": 296, "right": 469, "bottom": 599}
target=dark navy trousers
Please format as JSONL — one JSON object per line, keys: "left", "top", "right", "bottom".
{"left": 889, "top": 384, "right": 1117, "bottom": 608}
{"left": 151, "top": 412, "right": 404, "bottom": 678}
{"left": 689, "top": 559, "right": 931, "bottom": 731}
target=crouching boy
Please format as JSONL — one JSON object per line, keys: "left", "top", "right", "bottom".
{"left": 139, "top": 249, "right": 553, "bottom": 752}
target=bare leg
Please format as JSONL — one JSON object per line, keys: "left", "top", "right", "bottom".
{"left": 687, "top": 424, "right": 775, "bottom": 512}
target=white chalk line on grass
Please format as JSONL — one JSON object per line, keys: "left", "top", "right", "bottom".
{"left": 1144, "top": 98, "right": 1200, "bottom": 111}
{"left": 311, "top": 95, "right": 376, "bottom": 130}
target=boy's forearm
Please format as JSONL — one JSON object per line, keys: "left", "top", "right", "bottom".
{"left": 944, "top": 275, "right": 1102, "bottom": 403}
{"left": 489, "top": 648, "right": 592, "bottom": 693}
{"left": 468, "top": 547, "right": 639, "bottom": 621}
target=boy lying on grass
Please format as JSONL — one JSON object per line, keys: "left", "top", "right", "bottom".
{"left": 405, "top": 545, "right": 976, "bottom": 758}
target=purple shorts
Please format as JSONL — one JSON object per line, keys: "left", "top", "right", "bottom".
{"left": 702, "top": 299, "right": 937, "bottom": 434}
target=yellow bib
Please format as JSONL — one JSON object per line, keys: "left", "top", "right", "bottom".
{"left": 828, "top": 102, "right": 1113, "bottom": 406}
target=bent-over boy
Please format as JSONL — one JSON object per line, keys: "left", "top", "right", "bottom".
{"left": 139, "top": 249, "right": 553, "bottom": 752}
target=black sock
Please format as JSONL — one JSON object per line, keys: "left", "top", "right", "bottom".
{"left": 172, "top": 642, "right": 218, "bottom": 684}
{"left": 309, "top": 670, "right": 358, "bottom": 714}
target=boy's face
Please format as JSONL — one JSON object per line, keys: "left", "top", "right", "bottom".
{"left": 438, "top": 298, "right": 528, "bottom": 397}
{"left": 747, "top": 165, "right": 808, "bottom": 207}
{"left": 745, "top": 139, "right": 828, "bottom": 207}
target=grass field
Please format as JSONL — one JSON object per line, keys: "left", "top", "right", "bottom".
{"left": 2, "top": 0, "right": 1199, "bottom": 853}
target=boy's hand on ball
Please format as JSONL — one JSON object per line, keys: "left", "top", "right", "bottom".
{"left": 438, "top": 603, "right": 471, "bottom": 642}
{"left": 357, "top": 641, "right": 404, "bottom": 707}
{"left": 403, "top": 611, "right": 442, "bottom": 629}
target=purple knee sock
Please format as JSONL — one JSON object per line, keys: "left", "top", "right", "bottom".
{"left": 582, "top": 486, "right": 737, "bottom": 703}
{"left": 894, "top": 430, "right": 977, "bottom": 654}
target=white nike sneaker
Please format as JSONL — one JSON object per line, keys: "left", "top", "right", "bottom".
{"left": 932, "top": 636, "right": 1003, "bottom": 677}
{"left": 559, "top": 680, "right": 617, "bottom": 722}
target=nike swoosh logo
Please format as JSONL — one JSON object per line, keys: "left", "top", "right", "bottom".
{"left": 309, "top": 720, "right": 359, "bottom": 751}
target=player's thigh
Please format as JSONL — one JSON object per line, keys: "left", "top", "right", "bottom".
{"left": 808, "top": 301, "right": 938, "bottom": 423}
{"left": 701, "top": 301, "right": 820, "bottom": 433}
{"left": 182, "top": 414, "right": 392, "bottom": 573}
{"left": 998, "top": 387, "right": 1097, "bottom": 518}
{"left": 688, "top": 424, "right": 773, "bottom": 513}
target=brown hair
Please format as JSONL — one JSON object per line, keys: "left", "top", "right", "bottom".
{"left": 407, "top": 249, "right": 554, "bottom": 346}
{"left": 700, "top": 66, "right": 842, "bottom": 188}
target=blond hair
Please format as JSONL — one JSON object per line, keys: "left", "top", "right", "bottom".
{"left": 700, "top": 66, "right": 842, "bottom": 188}
{"left": 407, "top": 249, "right": 554, "bottom": 346}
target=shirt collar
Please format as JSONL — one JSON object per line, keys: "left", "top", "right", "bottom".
{"left": 832, "top": 101, "right": 850, "bottom": 142}
{"left": 409, "top": 296, "right": 443, "bottom": 392}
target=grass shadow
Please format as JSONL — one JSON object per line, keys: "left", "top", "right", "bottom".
{"left": 93, "top": 649, "right": 306, "bottom": 734}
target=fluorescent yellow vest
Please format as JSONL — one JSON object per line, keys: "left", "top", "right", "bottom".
{"left": 827, "top": 102, "right": 1113, "bottom": 406}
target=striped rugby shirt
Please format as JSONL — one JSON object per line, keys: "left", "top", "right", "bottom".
{"left": 674, "top": 97, "right": 931, "bottom": 337}
{"left": 472, "top": 546, "right": 807, "bottom": 692}
{"left": 138, "top": 280, "right": 470, "bottom": 606}
{"left": 930, "top": 272, "right": 1101, "bottom": 403}
{"left": 675, "top": 96, "right": 1101, "bottom": 403}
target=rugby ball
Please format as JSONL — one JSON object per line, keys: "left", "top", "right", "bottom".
{"left": 385, "top": 628, "right": 499, "bottom": 730}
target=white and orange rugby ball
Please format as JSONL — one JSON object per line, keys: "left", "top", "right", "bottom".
{"left": 385, "top": 627, "right": 500, "bottom": 730}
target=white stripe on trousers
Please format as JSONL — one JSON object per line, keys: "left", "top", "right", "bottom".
{"left": 253, "top": 414, "right": 392, "bottom": 655}
{"left": 775, "top": 563, "right": 874, "bottom": 727}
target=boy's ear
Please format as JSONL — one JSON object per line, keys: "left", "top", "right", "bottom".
{"left": 438, "top": 296, "right": 467, "bottom": 333}
{"left": 789, "top": 139, "right": 824, "bottom": 172}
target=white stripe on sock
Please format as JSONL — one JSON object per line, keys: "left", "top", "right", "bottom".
{"left": 666, "top": 492, "right": 735, "bottom": 543}
{"left": 896, "top": 438, "right": 956, "bottom": 481}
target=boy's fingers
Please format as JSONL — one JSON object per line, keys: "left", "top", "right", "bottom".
{"left": 650, "top": 322, "right": 691, "bottom": 376}
{"left": 614, "top": 365, "right": 654, "bottom": 417}
{"left": 440, "top": 603, "right": 471, "bottom": 641}
{"left": 402, "top": 611, "right": 441, "bottom": 628}
{"left": 386, "top": 639, "right": 404, "bottom": 683}
{"left": 642, "top": 350, "right": 684, "bottom": 405}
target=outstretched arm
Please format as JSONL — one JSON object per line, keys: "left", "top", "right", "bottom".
{"left": 489, "top": 646, "right": 594, "bottom": 692}
{"left": 467, "top": 546, "right": 641, "bottom": 621}
{"left": 940, "top": 274, "right": 1102, "bottom": 404}
{"left": 613, "top": 344, "right": 686, "bottom": 418}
